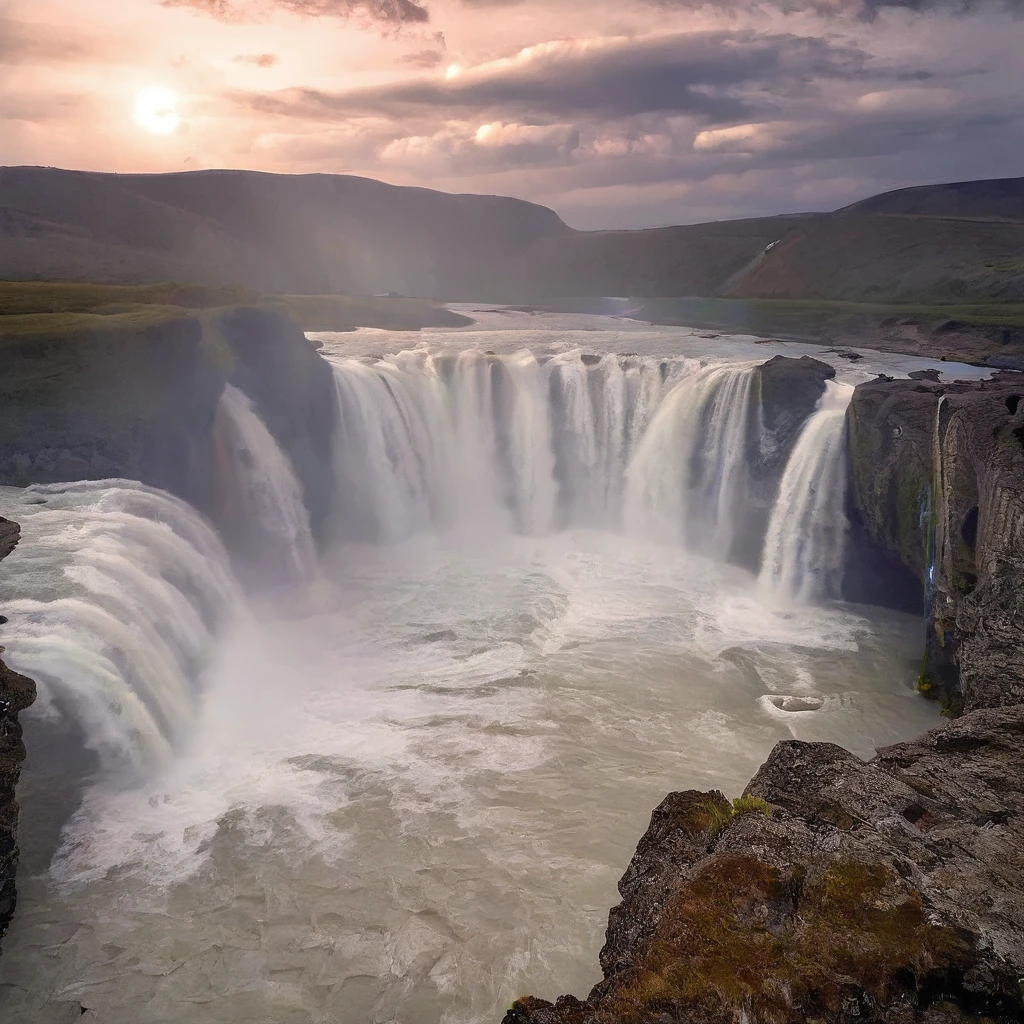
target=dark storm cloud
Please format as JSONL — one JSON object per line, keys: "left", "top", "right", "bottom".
{"left": 247, "top": 30, "right": 872, "bottom": 123}
{"left": 162, "top": 0, "right": 430, "bottom": 24}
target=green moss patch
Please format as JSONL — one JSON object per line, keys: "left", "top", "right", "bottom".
{"left": 600, "top": 856, "right": 971, "bottom": 1023}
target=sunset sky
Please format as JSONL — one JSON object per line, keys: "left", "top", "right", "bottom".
{"left": 1, "top": 0, "right": 1022, "bottom": 228}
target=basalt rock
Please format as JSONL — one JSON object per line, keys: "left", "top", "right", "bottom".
{"left": 0, "top": 305, "right": 337, "bottom": 539}
{"left": 504, "top": 706, "right": 1024, "bottom": 1024}
{"left": 0, "top": 519, "right": 35, "bottom": 950}
{"left": 846, "top": 372, "right": 1024, "bottom": 710}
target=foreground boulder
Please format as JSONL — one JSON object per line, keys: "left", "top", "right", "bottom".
{"left": 505, "top": 705, "right": 1024, "bottom": 1024}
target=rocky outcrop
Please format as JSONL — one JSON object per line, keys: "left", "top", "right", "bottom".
{"left": 506, "top": 706, "right": 1024, "bottom": 1024}
{"left": 0, "top": 519, "right": 35, "bottom": 950}
{"left": 0, "top": 305, "right": 337, "bottom": 537}
{"left": 847, "top": 372, "right": 1024, "bottom": 711}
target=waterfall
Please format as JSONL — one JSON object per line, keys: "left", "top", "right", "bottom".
{"left": 215, "top": 384, "right": 319, "bottom": 585}
{"left": 758, "top": 381, "right": 853, "bottom": 603}
{"left": 0, "top": 481, "right": 241, "bottom": 769}
{"left": 327, "top": 348, "right": 684, "bottom": 542}
{"left": 623, "top": 362, "right": 759, "bottom": 557}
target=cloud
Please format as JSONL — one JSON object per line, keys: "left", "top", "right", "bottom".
{"left": 161, "top": 0, "right": 430, "bottom": 24}
{"left": 397, "top": 48, "right": 446, "bottom": 66}
{"left": 648, "top": 0, "right": 1023, "bottom": 18}
{"left": 0, "top": 16, "right": 109, "bottom": 64}
{"left": 234, "top": 52, "right": 280, "bottom": 67}
{"left": 245, "top": 30, "right": 874, "bottom": 124}
{"left": 376, "top": 120, "right": 581, "bottom": 172}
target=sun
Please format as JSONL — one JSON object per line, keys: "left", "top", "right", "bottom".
{"left": 135, "top": 87, "right": 180, "bottom": 136}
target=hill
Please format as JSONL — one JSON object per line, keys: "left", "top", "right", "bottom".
{"left": 1, "top": 167, "right": 1023, "bottom": 304}
{"left": 0, "top": 166, "right": 568, "bottom": 301}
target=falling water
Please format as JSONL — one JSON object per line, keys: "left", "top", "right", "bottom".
{"left": 326, "top": 349, "right": 763, "bottom": 547}
{"left": 0, "top": 480, "right": 241, "bottom": 769}
{"left": 758, "top": 381, "right": 853, "bottom": 603}
{"left": 623, "top": 361, "right": 759, "bottom": 557}
{"left": 215, "top": 384, "right": 319, "bottom": 585}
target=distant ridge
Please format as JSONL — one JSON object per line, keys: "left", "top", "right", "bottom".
{"left": 1, "top": 167, "right": 1022, "bottom": 303}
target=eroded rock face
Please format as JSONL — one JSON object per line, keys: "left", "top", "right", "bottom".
{"left": 0, "top": 306, "right": 337, "bottom": 539}
{"left": 0, "top": 519, "right": 36, "bottom": 949}
{"left": 847, "top": 372, "right": 1024, "bottom": 711}
{"left": 505, "top": 707, "right": 1024, "bottom": 1024}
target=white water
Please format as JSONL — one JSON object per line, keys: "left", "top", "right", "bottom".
{"left": 0, "top": 322, "right": 946, "bottom": 1024}
{"left": 624, "top": 361, "right": 758, "bottom": 556}
{"left": 327, "top": 349, "right": 762, "bottom": 557}
{"left": 216, "top": 384, "right": 319, "bottom": 585}
{"left": 0, "top": 481, "right": 240, "bottom": 769}
{"left": 759, "top": 382, "right": 853, "bottom": 604}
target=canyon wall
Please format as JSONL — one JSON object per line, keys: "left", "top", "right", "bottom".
{"left": 847, "top": 373, "right": 1024, "bottom": 711}
{"left": 0, "top": 305, "right": 337, "bottom": 536}
{"left": 0, "top": 519, "right": 34, "bottom": 950}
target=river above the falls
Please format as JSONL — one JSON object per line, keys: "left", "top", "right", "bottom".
{"left": 0, "top": 311, "right": 973, "bottom": 1024}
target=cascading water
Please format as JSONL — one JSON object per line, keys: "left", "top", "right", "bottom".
{"left": 0, "top": 480, "right": 241, "bottom": 769}
{"left": 758, "top": 381, "right": 853, "bottom": 603}
{"left": 0, "top": 319, "right": 951, "bottom": 1024}
{"left": 623, "top": 361, "right": 759, "bottom": 556}
{"left": 326, "top": 348, "right": 761, "bottom": 547}
{"left": 215, "top": 384, "right": 319, "bottom": 585}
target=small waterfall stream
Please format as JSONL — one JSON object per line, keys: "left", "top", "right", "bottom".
{"left": 758, "top": 381, "right": 853, "bottom": 603}
{"left": 215, "top": 384, "right": 319, "bottom": 585}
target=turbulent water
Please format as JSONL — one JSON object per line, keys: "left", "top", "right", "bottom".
{"left": 0, "top": 313, "right": 954, "bottom": 1024}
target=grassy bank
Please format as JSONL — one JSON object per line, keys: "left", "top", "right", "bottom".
{"left": 635, "top": 296, "right": 1024, "bottom": 365}
{"left": 0, "top": 281, "right": 473, "bottom": 336}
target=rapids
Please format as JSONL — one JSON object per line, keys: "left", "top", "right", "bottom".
{"left": 0, "top": 311, "right": 965, "bottom": 1024}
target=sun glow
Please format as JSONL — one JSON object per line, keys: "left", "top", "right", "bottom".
{"left": 135, "top": 87, "right": 180, "bottom": 135}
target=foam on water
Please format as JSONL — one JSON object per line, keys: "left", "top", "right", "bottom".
{"left": 0, "top": 327, "right": 949, "bottom": 1024}
{"left": 0, "top": 480, "right": 240, "bottom": 769}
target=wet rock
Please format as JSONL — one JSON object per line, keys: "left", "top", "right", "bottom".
{"left": 0, "top": 519, "right": 36, "bottom": 951}
{"left": 847, "top": 372, "right": 1024, "bottom": 710}
{"left": 766, "top": 694, "right": 824, "bottom": 712}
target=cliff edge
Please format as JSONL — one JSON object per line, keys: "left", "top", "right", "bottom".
{"left": 0, "top": 519, "right": 35, "bottom": 950}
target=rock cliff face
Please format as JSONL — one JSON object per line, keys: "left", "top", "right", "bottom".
{"left": 505, "top": 370, "right": 1024, "bottom": 1024}
{"left": 0, "top": 305, "right": 337, "bottom": 537}
{"left": 847, "top": 373, "right": 1024, "bottom": 711}
{"left": 0, "top": 519, "right": 35, "bottom": 951}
